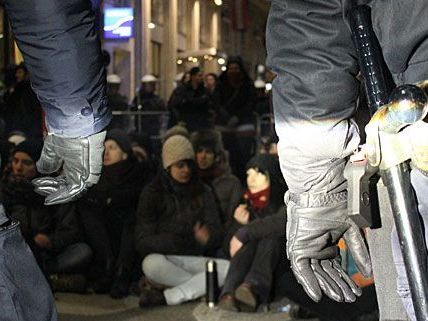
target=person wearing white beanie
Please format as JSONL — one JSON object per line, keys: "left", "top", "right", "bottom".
{"left": 161, "top": 135, "right": 195, "bottom": 170}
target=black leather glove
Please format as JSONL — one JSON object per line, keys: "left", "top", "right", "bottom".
{"left": 286, "top": 192, "right": 372, "bottom": 303}
{"left": 32, "top": 131, "right": 106, "bottom": 205}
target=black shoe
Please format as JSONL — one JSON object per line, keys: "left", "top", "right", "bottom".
{"left": 89, "top": 276, "right": 112, "bottom": 294}
{"left": 234, "top": 283, "right": 258, "bottom": 312}
{"left": 139, "top": 288, "right": 166, "bottom": 308}
{"left": 110, "top": 276, "right": 130, "bottom": 299}
{"left": 50, "top": 273, "right": 87, "bottom": 294}
{"left": 218, "top": 294, "right": 240, "bottom": 312}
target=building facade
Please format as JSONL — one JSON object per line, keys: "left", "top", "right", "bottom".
{"left": 0, "top": 0, "right": 270, "bottom": 101}
{"left": 103, "top": 0, "right": 269, "bottom": 101}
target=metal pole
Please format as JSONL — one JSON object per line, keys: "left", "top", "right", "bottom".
{"left": 350, "top": 6, "right": 428, "bottom": 320}
{"left": 382, "top": 163, "right": 428, "bottom": 320}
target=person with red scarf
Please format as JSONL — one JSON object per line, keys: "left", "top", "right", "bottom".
{"left": 218, "top": 154, "right": 287, "bottom": 312}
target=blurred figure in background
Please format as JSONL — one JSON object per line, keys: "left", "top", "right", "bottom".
{"left": 254, "top": 78, "right": 270, "bottom": 116}
{"left": 214, "top": 56, "right": 256, "bottom": 128}
{"left": 2, "top": 63, "right": 44, "bottom": 137}
{"left": 168, "top": 67, "right": 215, "bottom": 132}
{"left": 106, "top": 74, "right": 129, "bottom": 130}
{"left": 204, "top": 73, "right": 218, "bottom": 96}
{"left": 132, "top": 74, "right": 166, "bottom": 137}
{"left": 132, "top": 74, "right": 165, "bottom": 112}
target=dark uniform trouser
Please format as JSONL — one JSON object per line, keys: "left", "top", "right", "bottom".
{"left": 267, "top": 1, "right": 428, "bottom": 320}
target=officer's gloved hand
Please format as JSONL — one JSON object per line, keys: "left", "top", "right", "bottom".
{"left": 286, "top": 192, "right": 372, "bottom": 303}
{"left": 32, "top": 131, "right": 106, "bottom": 205}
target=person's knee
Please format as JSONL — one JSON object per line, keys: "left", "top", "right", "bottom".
{"left": 142, "top": 253, "right": 166, "bottom": 279}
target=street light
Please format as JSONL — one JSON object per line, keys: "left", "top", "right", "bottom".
{"left": 148, "top": 22, "right": 156, "bottom": 29}
{"left": 214, "top": 0, "right": 222, "bottom": 6}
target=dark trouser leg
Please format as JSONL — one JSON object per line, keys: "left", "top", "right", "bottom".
{"left": 46, "top": 243, "right": 93, "bottom": 274}
{"left": 114, "top": 216, "right": 138, "bottom": 282}
{"left": 80, "top": 209, "right": 114, "bottom": 279}
{"left": 221, "top": 241, "right": 257, "bottom": 296}
{"left": 274, "top": 266, "right": 378, "bottom": 321}
{"left": 244, "top": 238, "right": 281, "bottom": 303}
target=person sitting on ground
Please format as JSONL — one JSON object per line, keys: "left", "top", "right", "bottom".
{"left": 135, "top": 134, "right": 226, "bottom": 307}
{"left": 0, "top": 140, "right": 92, "bottom": 293}
{"left": 225, "top": 205, "right": 379, "bottom": 321}
{"left": 78, "top": 129, "right": 151, "bottom": 298}
{"left": 218, "top": 153, "right": 287, "bottom": 312}
{"left": 190, "top": 129, "right": 242, "bottom": 227}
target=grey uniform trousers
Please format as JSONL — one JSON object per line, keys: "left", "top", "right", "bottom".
{"left": 266, "top": 1, "right": 428, "bottom": 320}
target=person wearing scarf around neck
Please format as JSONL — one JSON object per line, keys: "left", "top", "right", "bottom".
{"left": 219, "top": 153, "right": 287, "bottom": 312}
{"left": 190, "top": 129, "right": 243, "bottom": 228}
{"left": 77, "top": 129, "right": 151, "bottom": 299}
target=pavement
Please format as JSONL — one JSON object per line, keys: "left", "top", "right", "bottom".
{"left": 56, "top": 293, "right": 318, "bottom": 321}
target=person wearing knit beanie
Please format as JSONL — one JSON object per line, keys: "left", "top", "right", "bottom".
{"left": 106, "top": 129, "right": 133, "bottom": 157}
{"left": 11, "top": 139, "right": 43, "bottom": 181}
{"left": 13, "top": 139, "right": 43, "bottom": 163}
{"left": 190, "top": 129, "right": 224, "bottom": 157}
{"left": 162, "top": 135, "right": 195, "bottom": 170}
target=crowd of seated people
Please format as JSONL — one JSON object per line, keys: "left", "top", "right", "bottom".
{"left": 0, "top": 61, "right": 379, "bottom": 321}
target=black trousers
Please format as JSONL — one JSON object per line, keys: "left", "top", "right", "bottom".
{"left": 222, "top": 238, "right": 281, "bottom": 303}
{"left": 274, "top": 263, "right": 378, "bottom": 321}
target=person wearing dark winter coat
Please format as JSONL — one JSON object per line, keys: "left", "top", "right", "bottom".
{"left": 213, "top": 56, "right": 258, "bottom": 182}
{"left": 213, "top": 56, "right": 256, "bottom": 127}
{"left": 131, "top": 75, "right": 166, "bottom": 137}
{"left": 167, "top": 67, "right": 215, "bottom": 132}
{"left": 136, "top": 134, "right": 228, "bottom": 307}
{"left": 106, "top": 74, "right": 129, "bottom": 130}
{"left": 190, "top": 129, "right": 242, "bottom": 226}
{"left": 218, "top": 153, "right": 287, "bottom": 312}
{"left": 132, "top": 75, "right": 166, "bottom": 112}
{"left": 2, "top": 64, "right": 44, "bottom": 137}
{"left": 226, "top": 207, "right": 379, "bottom": 321}
{"left": 0, "top": 140, "right": 92, "bottom": 287}
{"left": 78, "top": 129, "right": 151, "bottom": 299}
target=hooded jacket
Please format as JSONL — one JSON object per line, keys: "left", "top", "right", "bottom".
{"left": 222, "top": 154, "right": 287, "bottom": 254}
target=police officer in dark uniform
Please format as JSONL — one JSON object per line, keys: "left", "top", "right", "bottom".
{"left": 267, "top": 1, "right": 428, "bottom": 320}
{"left": 0, "top": 1, "right": 111, "bottom": 319}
